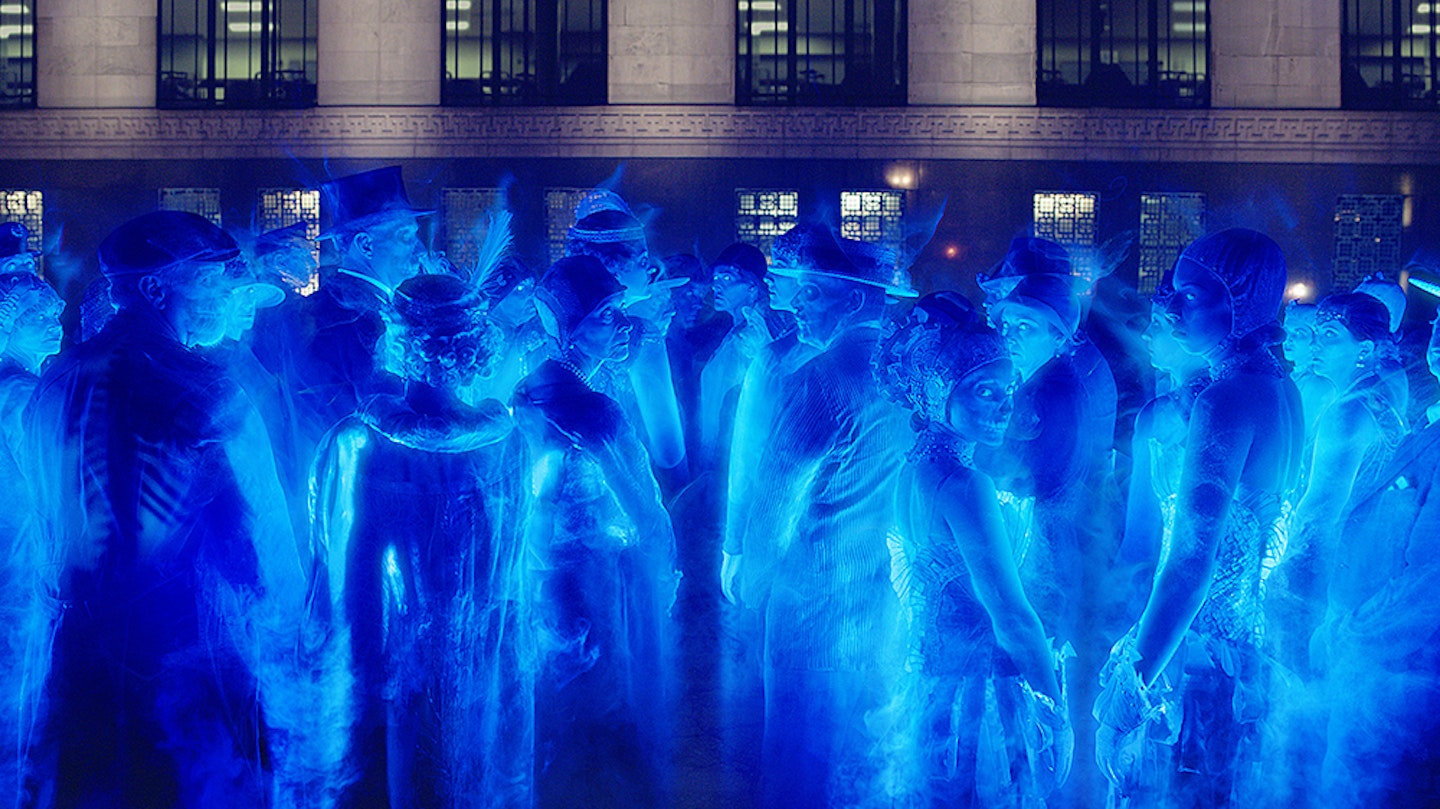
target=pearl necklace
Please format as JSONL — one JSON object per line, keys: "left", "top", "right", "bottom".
{"left": 908, "top": 427, "right": 976, "bottom": 470}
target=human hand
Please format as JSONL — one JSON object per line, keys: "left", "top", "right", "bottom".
{"left": 736, "top": 308, "right": 770, "bottom": 358}
{"left": 1095, "top": 721, "right": 1144, "bottom": 796}
{"left": 720, "top": 551, "right": 743, "bottom": 605}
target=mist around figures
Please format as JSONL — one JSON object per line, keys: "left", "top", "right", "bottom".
{"left": 0, "top": 169, "right": 1436, "bottom": 809}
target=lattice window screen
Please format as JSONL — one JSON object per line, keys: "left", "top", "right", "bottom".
{"left": 1138, "top": 192, "right": 1206, "bottom": 295}
{"left": 1033, "top": 192, "right": 1097, "bottom": 248}
{"left": 159, "top": 188, "right": 223, "bottom": 225}
{"left": 441, "top": 188, "right": 504, "bottom": 274}
{"left": 1332, "top": 195, "right": 1403, "bottom": 291}
{"left": 258, "top": 189, "right": 322, "bottom": 295}
{"left": 840, "top": 190, "right": 904, "bottom": 255}
{"left": 735, "top": 189, "right": 799, "bottom": 257}
{"left": 545, "top": 188, "right": 593, "bottom": 265}
{"left": 0, "top": 190, "right": 42, "bottom": 273}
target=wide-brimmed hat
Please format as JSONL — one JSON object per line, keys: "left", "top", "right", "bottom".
{"left": 768, "top": 223, "right": 917, "bottom": 298}
{"left": 319, "top": 166, "right": 432, "bottom": 240}
{"left": 100, "top": 210, "right": 239, "bottom": 277}
{"left": 978, "top": 236, "right": 1090, "bottom": 299}
{"left": 0, "top": 222, "right": 39, "bottom": 262}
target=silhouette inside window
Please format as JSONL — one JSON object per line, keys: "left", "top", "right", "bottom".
{"left": 1038, "top": 0, "right": 1209, "bottom": 108}
{"left": 0, "top": 2, "right": 33, "bottom": 109}
{"left": 443, "top": 0, "right": 607, "bottom": 105}
{"left": 737, "top": 0, "right": 906, "bottom": 105}
{"left": 159, "top": 0, "right": 317, "bottom": 109}
{"left": 1343, "top": 0, "right": 1440, "bottom": 110}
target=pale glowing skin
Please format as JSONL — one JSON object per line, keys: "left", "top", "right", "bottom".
{"left": 350, "top": 213, "right": 424, "bottom": 293}
{"left": 765, "top": 272, "right": 803, "bottom": 313}
{"left": 148, "top": 260, "right": 233, "bottom": 348}
{"left": 790, "top": 274, "right": 863, "bottom": 350}
{"left": 3, "top": 290, "right": 64, "bottom": 374}
{"left": 569, "top": 299, "right": 632, "bottom": 370}
{"left": 997, "top": 306, "right": 1066, "bottom": 381}
{"left": 946, "top": 359, "right": 1017, "bottom": 447}
{"left": 712, "top": 265, "right": 760, "bottom": 316}
{"left": 1166, "top": 257, "right": 1233, "bottom": 361}
{"left": 1310, "top": 318, "right": 1372, "bottom": 387}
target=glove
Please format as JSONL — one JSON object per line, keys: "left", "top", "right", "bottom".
{"left": 1093, "top": 631, "right": 1161, "bottom": 794}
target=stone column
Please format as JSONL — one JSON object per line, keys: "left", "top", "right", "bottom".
{"left": 37, "top": 0, "right": 155, "bottom": 108}
{"left": 319, "top": 0, "right": 440, "bottom": 106}
{"left": 610, "top": 0, "right": 733, "bottom": 104}
{"left": 1212, "top": 0, "right": 1340, "bottom": 108}
{"left": 910, "top": 0, "right": 1035, "bottom": 106}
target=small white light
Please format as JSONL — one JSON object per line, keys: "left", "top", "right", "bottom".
{"left": 445, "top": 0, "right": 472, "bottom": 9}
{"left": 0, "top": 4, "right": 30, "bottom": 14}
{"left": 1172, "top": 21, "right": 1207, "bottom": 33}
{"left": 740, "top": 0, "right": 781, "bottom": 11}
{"left": 750, "top": 20, "right": 788, "bottom": 35}
{"left": 223, "top": 1, "right": 262, "bottom": 12}
{"left": 1420, "top": 3, "right": 1435, "bottom": 14}
{"left": 0, "top": 22, "right": 32, "bottom": 38}
{"left": 445, "top": 20, "right": 470, "bottom": 31}
{"left": 1410, "top": 23, "right": 1433, "bottom": 35}
{"left": 227, "top": 21, "right": 262, "bottom": 33}
{"left": 1285, "top": 281, "right": 1314, "bottom": 302}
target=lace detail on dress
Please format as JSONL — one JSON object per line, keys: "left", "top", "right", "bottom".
{"left": 1193, "top": 498, "right": 1283, "bottom": 647}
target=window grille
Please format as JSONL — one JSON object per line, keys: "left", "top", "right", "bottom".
{"left": 440, "top": 188, "right": 505, "bottom": 274}
{"left": 735, "top": 189, "right": 800, "bottom": 257}
{"left": 0, "top": 189, "right": 41, "bottom": 272}
{"left": 1033, "top": 192, "right": 1097, "bottom": 248}
{"left": 1038, "top": 0, "right": 1209, "bottom": 108}
{"left": 258, "top": 188, "right": 321, "bottom": 295}
{"left": 0, "top": 1, "right": 34, "bottom": 108}
{"left": 444, "top": 0, "right": 607, "bottom": 105}
{"left": 159, "top": 0, "right": 317, "bottom": 109}
{"left": 1342, "top": 0, "right": 1440, "bottom": 110}
{"left": 545, "top": 188, "right": 593, "bottom": 265}
{"left": 1138, "top": 192, "right": 1206, "bottom": 295}
{"left": 1333, "top": 195, "right": 1404, "bottom": 291}
{"left": 840, "top": 190, "right": 904, "bottom": 255}
{"left": 160, "top": 188, "right": 223, "bottom": 226}
{"left": 737, "top": 0, "right": 906, "bottom": 105}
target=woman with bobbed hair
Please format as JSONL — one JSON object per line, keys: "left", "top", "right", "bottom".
{"left": 876, "top": 307, "right": 1072, "bottom": 807}
{"left": 313, "top": 273, "right": 532, "bottom": 808}
{"left": 1094, "top": 228, "right": 1304, "bottom": 807}
{"left": 513, "top": 255, "right": 678, "bottom": 808}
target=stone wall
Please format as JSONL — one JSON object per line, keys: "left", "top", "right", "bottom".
{"left": 910, "top": 0, "right": 1034, "bottom": 106}
{"left": 609, "top": 0, "right": 733, "bottom": 104}
{"left": 1212, "top": 0, "right": 1342, "bottom": 108}
{"left": 37, "top": 0, "right": 155, "bottom": 108}
{"left": 318, "top": 0, "right": 441, "bottom": 106}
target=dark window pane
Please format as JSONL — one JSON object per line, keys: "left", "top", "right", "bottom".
{"left": 737, "top": 0, "right": 906, "bottom": 106}
{"left": 444, "top": 0, "right": 607, "bottom": 106}
{"left": 0, "top": 2, "right": 35, "bottom": 109}
{"left": 1037, "top": 0, "right": 1209, "bottom": 108}
{"left": 159, "top": 0, "right": 318, "bottom": 110}
{"left": 1342, "top": 0, "right": 1440, "bottom": 110}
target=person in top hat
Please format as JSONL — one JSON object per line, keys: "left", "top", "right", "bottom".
{"left": 0, "top": 222, "right": 39, "bottom": 276}
{"left": 25, "top": 210, "right": 306, "bottom": 807}
{"left": 734, "top": 222, "right": 914, "bottom": 808}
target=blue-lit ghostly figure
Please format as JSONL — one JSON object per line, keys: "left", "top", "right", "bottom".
{"left": 1309, "top": 313, "right": 1440, "bottom": 806}
{"left": 564, "top": 190, "right": 687, "bottom": 478}
{"left": 26, "top": 211, "right": 306, "bottom": 806}
{"left": 0, "top": 222, "right": 39, "bottom": 276}
{"left": 1094, "top": 228, "right": 1302, "bottom": 807}
{"left": 1265, "top": 291, "right": 1407, "bottom": 806}
{"left": 727, "top": 223, "right": 913, "bottom": 808}
{"left": 312, "top": 273, "right": 531, "bottom": 808}
{"left": 0, "top": 265, "right": 62, "bottom": 805}
{"left": 1280, "top": 301, "right": 1337, "bottom": 449}
{"left": 875, "top": 305, "right": 1072, "bottom": 807}
{"left": 513, "top": 255, "right": 678, "bottom": 808}
{"left": 1118, "top": 273, "right": 1212, "bottom": 608}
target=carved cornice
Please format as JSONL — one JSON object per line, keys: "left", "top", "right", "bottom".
{"left": 1, "top": 105, "right": 1437, "bottom": 164}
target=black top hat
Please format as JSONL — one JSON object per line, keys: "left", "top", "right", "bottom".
{"left": 0, "top": 221, "right": 39, "bottom": 261}
{"left": 319, "top": 166, "right": 432, "bottom": 239}
{"left": 978, "top": 237, "right": 1088, "bottom": 299}
{"left": 99, "top": 210, "right": 239, "bottom": 277}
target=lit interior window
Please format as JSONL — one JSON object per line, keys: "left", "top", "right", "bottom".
{"left": 259, "top": 189, "right": 321, "bottom": 295}
{"left": 735, "top": 189, "right": 799, "bottom": 257}
{"left": 1138, "top": 192, "right": 1206, "bottom": 294}
{"left": 1332, "top": 194, "right": 1403, "bottom": 291}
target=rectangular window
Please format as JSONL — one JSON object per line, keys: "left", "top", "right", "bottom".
{"left": 159, "top": 0, "right": 318, "bottom": 109}
{"left": 735, "top": 189, "right": 799, "bottom": 257}
{"left": 1038, "top": 0, "right": 1209, "bottom": 108}
{"left": 440, "top": 187, "right": 504, "bottom": 273}
{"left": 0, "top": 189, "right": 41, "bottom": 272}
{"left": 159, "top": 188, "right": 223, "bottom": 226}
{"left": 545, "top": 188, "right": 593, "bottom": 265}
{"left": 1343, "top": 0, "right": 1440, "bottom": 110}
{"left": 0, "top": 2, "right": 34, "bottom": 108}
{"left": 1333, "top": 194, "right": 1404, "bottom": 291}
{"left": 1033, "top": 192, "right": 1097, "bottom": 247}
{"left": 444, "top": 0, "right": 607, "bottom": 105}
{"left": 737, "top": 0, "right": 906, "bottom": 105}
{"left": 258, "top": 189, "right": 321, "bottom": 295}
{"left": 1138, "top": 192, "right": 1206, "bottom": 295}
{"left": 840, "top": 189, "right": 904, "bottom": 254}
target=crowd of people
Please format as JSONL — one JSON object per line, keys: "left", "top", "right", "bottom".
{"left": 0, "top": 164, "right": 1436, "bottom": 809}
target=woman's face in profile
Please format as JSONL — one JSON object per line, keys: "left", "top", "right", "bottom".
{"left": 1168, "top": 256, "right": 1232, "bottom": 358}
